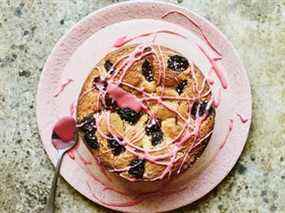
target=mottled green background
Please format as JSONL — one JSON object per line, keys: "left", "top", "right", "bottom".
{"left": 0, "top": 0, "right": 284, "bottom": 212}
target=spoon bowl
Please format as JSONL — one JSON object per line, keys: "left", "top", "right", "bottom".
{"left": 45, "top": 116, "right": 78, "bottom": 213}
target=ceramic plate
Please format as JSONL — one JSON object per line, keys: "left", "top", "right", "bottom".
{"left": 36, "top": 1, "right": 252, "bottom": 212}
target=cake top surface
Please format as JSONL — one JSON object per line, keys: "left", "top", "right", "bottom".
{"left": 76, "top": 42, "right": 215, "bottom": 182}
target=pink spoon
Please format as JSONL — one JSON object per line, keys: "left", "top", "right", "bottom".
{"left": 45, "top": 116, "right": 77, "bottom": 213}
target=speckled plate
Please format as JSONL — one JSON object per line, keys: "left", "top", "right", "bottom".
{"left": 36, "top": 1, "right": 252, "bottom": 212}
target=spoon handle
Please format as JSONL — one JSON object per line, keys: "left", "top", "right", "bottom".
{"left": 44, "top": 152, "right": 65, "bottom": 213}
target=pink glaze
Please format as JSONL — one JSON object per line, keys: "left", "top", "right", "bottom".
{"left": 53, "top": 78, "right": 73, "bottom": 97}
{"left": 219, "top": 119, "right": 234, "bottom": 150}
{"left": 197, "top": 45, "right": 228, "bottom": 89}
{"left": 88, "top": 179, "right": 188, "bottom": 208}
{"left": 162, "top": 10, "right": 222, "bottom": 57}
{"left": 106, "top": 83, "right": 143, "bottom": 112}
{"left": 113, "top": 30, "right": 186, "bottom": 48}
{"left": 68, "top": 140, "right": 80, "bottom": 159}
{"left": 95, "top": 157, "right": 113, "bottom": 182}
{"left": 206, "top": 68, "right": 215, "bottom": 85}
{"left": 77, "top": 151, "right": 92, "bottom": 165}
{"left": 113, "top": 35, "right": 128, "bottom": 48}
{"left": 81, "top": 159, "right": 136, "bottom": 196}
{"left": 229, "top": 119, "right": 234, "bottom": 131}
{"left": 116, "top": 45, "right": 154, "bottom": 82}
{"left": 53, "top": 116, "right": 76, "bottom": 142}
{"left": 236, "top": 113, "right": 248, "bottom": 123}
{"left": 94, "top": 114, "right": 113, "bottom": 140}
{"left": 88, "top": 182, "right": 144, "bottom": 207}
{"left": 70, "top": 100, "right": 77, "bottom": 118}
{"left": 213, "top": 87, "right": 222, "bottom": 108}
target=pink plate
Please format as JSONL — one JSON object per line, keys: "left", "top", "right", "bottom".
{"left": 36, "top": 1, "right": 252, "bottom": 212}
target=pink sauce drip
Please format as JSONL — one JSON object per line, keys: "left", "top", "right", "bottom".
{"left": 236, "top": 113, "right": 248, "bottom": 123}
{"left": 95, "top": 157, "right": 113, "bottom": 182}
{"left": 206, "top": 68, "right": 215, "bottom": 85}
{"left": 70, "top": 100, "right": 77, "bottom": 118}
{"left": 68, "top": 142, "right": 131, "bottom": 196}
{"left": 197, "top": 45, "right": 228, "bottom": 89}
{"left": 213, "top": 87, "right": 222, "bottom": 108}
{"left": 87, "top": 182, "right": 144, "bottom": 207}
{"left": 68, "top": 140, "right": 80, "bottom": 159}
{"left": 162, "top": 10, "right": 222, "bottom": 57}
{"left": 113, "top": 35, "right": 128, "bottom": 48}
{"left": 77, "top": 151, "right": 92, "bottom": 165}
{"left": 229, "top": 119, "right": 234, "bottom": 131}
{"left": 113, "top": 30, "right": 187, "bottom": 48}
{"left": 106, "top": 83, "right": 144, "bottom": 112}
{"left": 53, "top": 78, "right": 73, "bottom": 97}
{"left": 219, "top": 119, "right": 234, "bottom": 150}
{"left": 81, "top": 158, "right": 138, "bottom": 197}
{"left": 95, "top": 115, "right": 113, "bottom": 140}
{"left": 87, "top": 180, "right": 187, "bottom": 208}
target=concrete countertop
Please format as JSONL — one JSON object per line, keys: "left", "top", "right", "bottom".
{"left": 0, "top": 0, "right": 284, "bottom": 212}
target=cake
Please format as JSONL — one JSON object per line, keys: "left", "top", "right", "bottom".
{"left": 76, "top": 43, "right": 215, "bottom": 182}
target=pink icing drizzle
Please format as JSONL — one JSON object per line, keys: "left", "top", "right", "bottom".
{"left": 213, "top": 87, "right": 222, "bottom": 108}
{"left": 113, "top": 30, "right": 187, "bottom": 48}
{"left": 236, "top": 113, "right": 248, "bottom": 123}
{"left": 219, "top": 119, "right": 234, "bottom": 149}
{"left": 162, "top": 10, "right": 222, "bottom": 57}
{"left": 106, "top": 83, "right": 144, "bottom": 112}
{"left": 197, "top": 45, "right": 228, "bottom": 89}
{"left": 70, "top": 100, "right": 77, "bottom": 118}
{"left": 113, "top": 35, "right": 128, "bottom": 48}
{"left": 53, "top": 78, "right": 73, "bottom": 97}
{"left": 68, "top": 140, "right": 79, "bottom": 159}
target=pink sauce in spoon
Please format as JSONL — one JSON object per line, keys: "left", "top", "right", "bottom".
{"left": 53, "top": 116, "right": 76, "bottom": 142}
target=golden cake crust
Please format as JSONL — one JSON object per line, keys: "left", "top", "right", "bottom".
{"left": 76, "top": 44, "right": 215, "bottom": 182}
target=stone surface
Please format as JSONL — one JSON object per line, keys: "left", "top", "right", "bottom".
{"left": 0, "top": 0, "right": 284, "bottom": 212}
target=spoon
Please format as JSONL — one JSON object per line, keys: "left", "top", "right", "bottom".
{"left": 44, "top": 116, "right": 77, "bottom": 213}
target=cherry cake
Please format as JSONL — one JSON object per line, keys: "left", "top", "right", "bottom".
{"left": 76, "top": 44, "right": 215, "bottom": 182}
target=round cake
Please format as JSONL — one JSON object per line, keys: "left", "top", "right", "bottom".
{"left": 76, "top": 43, "right": 215, "bottom": 182}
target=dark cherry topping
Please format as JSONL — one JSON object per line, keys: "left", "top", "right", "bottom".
{"left": 191, "top": 101, "right": 214, "bottom": 118}
{"left": 128, "top": 159, "right": 145, "bottom": 179}
{"left": 93, "top": 76, "right": 107, "bottom": 91}
{"left": 167, "top": 55, "right": 189, "bottom": 72}
{"left": 145, "top": 119, "right": 163, "bottom": 146}
{"left": 104, "top": 60, "right": 115, "bottom": 75}
{"left": 117, "top": 107, "right": 142, "bottom": 125}
{"left": 151, "top": 131, "right": 163, "bottom": 146}
{"left": 104, "top": 94, "right": 117, "bottom": 111}
{"left": 107, "top": 137, "right": 126, "bottom": 156}
{"left": 141, "top": 59, "right": 154, "bottom": 82}
{"left": 176, "top": 80, "right": 188, "bottom": 95}
{"left": 145, "top": 120, "right": 160, "bottom": 136}
{"left": 84, "top": 131, "right": 99, "bottom": 150}
{"left": 79, "top": 115, "right": 96, "bottom": 133}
